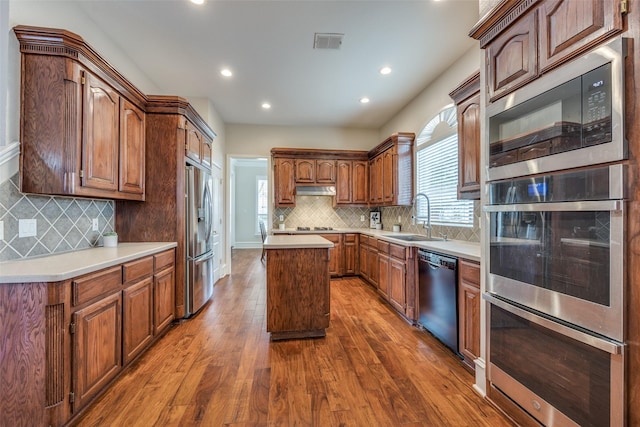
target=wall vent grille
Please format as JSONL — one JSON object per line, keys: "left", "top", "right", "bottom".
{"left": 313, "top": 33, "right": 344, "bottom": 50}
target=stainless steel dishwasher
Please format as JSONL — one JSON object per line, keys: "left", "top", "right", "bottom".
{"left": 417, "top": 249, "right": 459, "bottom": 354}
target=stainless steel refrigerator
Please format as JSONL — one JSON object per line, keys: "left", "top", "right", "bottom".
{"left": 185, "top": 164, "right": 214, "bottom": 317}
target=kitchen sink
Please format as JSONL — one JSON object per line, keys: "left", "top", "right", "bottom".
{"left": 382, "top": 234, "right": 445, "bottom": 242}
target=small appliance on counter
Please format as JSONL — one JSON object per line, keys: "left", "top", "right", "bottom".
{"left": 370, "top": 211, "right": 381, "bottom": 229}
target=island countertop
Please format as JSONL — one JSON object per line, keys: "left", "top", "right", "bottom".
{"left": 0, "top": 242, "right": 177, "bottom": 284}
{"left": 264, "top": 234, "right": 334, "bottom": 249}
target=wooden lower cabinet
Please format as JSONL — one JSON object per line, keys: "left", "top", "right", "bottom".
{"left": 266, "top": 247, "right": 330, "bottom": 340}
{"left": 73, "top": 291, "right": 123, "bottom": 413}
{"left": 458, "top": 259, "right": 481, "bottom": 371}
{"left": 343, "top": 233, "right": 358, "bottom": 275}
{"left": 122, "top": 277, "right": 154, "bottom": 365}
{"left": 367, "top": 243, "right": 379, "bottom": 287}
{"left": 378, "top": 251, "right": 390, "bottom": 300}
{"left": 388, "top": 256, "right": 406, "bottom": 314}
{"left": 154, "top": 266, "right": 176, "bottom": 335}
{"left": 320, "top": 234, "right": 343, "bottom": 276}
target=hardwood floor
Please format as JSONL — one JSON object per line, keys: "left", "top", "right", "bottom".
{"left": 75, "top": 249, "right": 514, "bottom": 427}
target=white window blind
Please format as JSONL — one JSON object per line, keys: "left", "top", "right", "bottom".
{"left": 416, "top": 134, "right": 474, "bottom": 227}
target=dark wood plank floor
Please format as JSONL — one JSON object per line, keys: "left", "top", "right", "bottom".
{"left": 76, "top": 249, "right": 514, "bottom": 426}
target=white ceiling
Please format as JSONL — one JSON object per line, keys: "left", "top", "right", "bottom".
{"left": 34, "top": 0, "right": 480, "bottom": 129}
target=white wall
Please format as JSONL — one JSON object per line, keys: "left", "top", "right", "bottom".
{"left": 233, "top": 162, "right": 267, "bottom": 248}
{"left": 225, "top": 124, "right": 378, "bottom": 156}
{"left": 379, "top": 45, "right": 480, "bottom": 139}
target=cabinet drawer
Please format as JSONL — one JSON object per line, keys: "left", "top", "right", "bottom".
{"left": 154, "top": 249, "right": 175, "bottom": 271}
{"left": 72, "top": 266, "right": 122, "bottom": 307}
{"left": 344, "top": 233, "right": 357, "bottom": 244}
{"left": 459, "top": 259, "right": 480, "bottom": 288}
{"left": 377, "top": 240, "right": 389, "bottom": 253}
{"left": 360, "top": 235, "right": 370, "bottom": 247}
{"left": 389, "top": 243, "right": 407, "bottom": 260}
{"left": 123, "top": 256, "right": 154, "bottom": 284}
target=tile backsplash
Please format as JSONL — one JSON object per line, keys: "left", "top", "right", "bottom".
{"left": 273, "top": 196, "right": 371, "bottom": 229}
{"left": 273, "top": 195, "right": 480, "bottom": 243}
{"left": 380, "top": 202, "right": 481, "bottom": 242}
{"left": 0, "top": 174, "right": 115, "bottom": 261}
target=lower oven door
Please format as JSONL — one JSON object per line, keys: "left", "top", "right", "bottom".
{"left": 486, "top": 294, "right": 624, "bottom": 427}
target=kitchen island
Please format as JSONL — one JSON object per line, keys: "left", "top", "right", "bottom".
{"left": 264, "top": 234, "right": 334, "bottom": 340}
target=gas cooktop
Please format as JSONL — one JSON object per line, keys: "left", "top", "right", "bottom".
{"left": 296, "top": 226, "right": 334, "bottom": 231}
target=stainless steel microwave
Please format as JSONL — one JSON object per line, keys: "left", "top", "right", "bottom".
{"left": 486, "top": 37, "right": 627, "bottom": 182}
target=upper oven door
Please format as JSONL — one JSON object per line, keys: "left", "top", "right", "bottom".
{"left": 486, "top": 37, "right": 626, "bottom": 181}
{"left": 485, "top": 199, "right": 625, "bottom": 341}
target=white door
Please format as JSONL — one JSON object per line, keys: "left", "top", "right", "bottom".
{"left": 212, "top": 164, "right": 223, "bottom": 284}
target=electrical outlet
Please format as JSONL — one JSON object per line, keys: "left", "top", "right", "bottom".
{"left": 398, "top": 215, "right": 402, "bottom": 223}
{"left": 279, "top": 214, "right": 284, "bottom": 222}
{"left": 360, "top": 215, "right": 365, "bottom": 222}
{"left": 92, "top": 218, "right": 99, "bottom": 231}
{"left": 0, "top": 220, "right": 3, "bottom": 240}
{"left": 18, "top": 219, "right": 37, "bottom": 237}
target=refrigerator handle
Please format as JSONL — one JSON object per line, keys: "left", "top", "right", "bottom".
{"left": 203, "top": 180, "right": 213, "bottom": 241}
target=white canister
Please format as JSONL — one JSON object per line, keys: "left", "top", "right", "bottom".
{"left": 279, "top": 223, "right": 285, "bottom": 230}
{"left": 393, "top": 225, "right": 401, "bottom": 232}
{"left": 375, "top": 223, "right": 382, "bottom": 230}
{"left": 103, "top": 234, "right": 118, "bottom": 247}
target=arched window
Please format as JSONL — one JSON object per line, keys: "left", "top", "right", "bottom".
{"left": 415, "top": 105, "right": 474, "bottom": 227}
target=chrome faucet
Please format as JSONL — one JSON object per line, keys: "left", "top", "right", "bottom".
{"left": 412, "top": 192, "right": 431, "bottom": 239}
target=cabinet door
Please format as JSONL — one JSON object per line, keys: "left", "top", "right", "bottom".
{"left": 123, "top": 277, "right": 154, "bottom": 364}
{"left": 388, "top": 257, "right": 406, "bottom": 314}
{"left": 185, "top": 123, "right": 202, "bottom": 164}
{"left": 82, "top": 71, "right": 119, "bottom": 191}
{"left": 486, "top": 11, "right": 538, "bottom": 101}
{"left": 352, "top": 161, "right": 369, "bottom": 205}
{"left": 378, "top": 253, "right": 390, "bottom": 299}
{"left": 369, "top": 158, "right": 378, "bottom": 204}
{"left": 154, "top": 266, "right": 176, "bottom": 335}
{"left": 72, "top": 291, "right": 122, "bottom": 412}
{"left": 343, "top": 234, "right": 358, "bottom": 275}
{"left": 458, "top": 260, "right": 481, "bottom": 370}
{"left": 295, "top": 159, "right": 315, "bottom": 183}
{"left": 367, "top": 246, "right": 379, "bottom": 287}
{"left": 382, "top": 148, "right": 396, "bottom": 204}
{"left": 274, "top": 158, "right": 296, "bottom": 206}
{"left": 335, "top": 160, "right": 352, "bottom": 204}
{"left": 201, "top": 141, "right": 212, "bottom": 169}
{"left": 316, "top": 160, "right": 336, "bottom": 184}
{"left": 321, "top": 234, "right": 342, "bottom": 276}
{"left": 538, "top": 0, "right": 623, "bottom": 73}
{"left": 119, "top": 98, "right": 145, "bottom": 195}
{"left": 359, "top": 243, "right": 368, "bottom": 279}
{"left": 457, "top": 92, "right": 481, "bottom": 200}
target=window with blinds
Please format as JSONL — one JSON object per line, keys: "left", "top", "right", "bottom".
{"left": 415, "top": 134, "right": 474, "bottom": 227}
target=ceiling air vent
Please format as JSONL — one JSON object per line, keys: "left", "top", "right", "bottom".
{"left": 313, "top": 33, "right": 344, "bottom": 50}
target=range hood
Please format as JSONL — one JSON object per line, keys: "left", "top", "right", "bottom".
{"left": 295, "top": 185, "right": 336, "bottom": 196}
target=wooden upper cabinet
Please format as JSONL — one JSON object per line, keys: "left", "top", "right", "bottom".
{"left": 335, "top": 160, "right": 352, "bottom": 204}
{"left": 486, "top": 11, "right": 538, "bottom": 101}
{"left": 295, "top": 159, "right": 335, "bottom": 184}
{"left": 368, "top": 133, "right": 414, "bottom": 207}
{"left": 335, "top": 160, "right": 368, "bottom": 206}
{"left": 295, "top": 159, "right": 315, "bottom": 183}
{"left": 14, "top": 26, "right": 146, "bottom": 201}
{"left": 538, "top": 0, "right": 623, "bottom": 73}
{"left": 201, "top": 141, "right": 212, "bottom": 169}
{"left": 382, "top": 148, "right": 396, "bottom": 203}
{"left": 316, "top": 160, "right": 336, "bottom": 184}
{"left": 185, "top": 122, "right": 203, "bottom": 164}
{"left": 82, "top": 71, "right": 120, "bottom": 192}
{"left": 274, "top": 158, "right": 296, "bottom": 207}
{"left": 450, "top": 72, "right": 481, "bottom": 200}
{"left": 119, "top": 98, "right": 145, "bottom": 195}
{"left": 352, "top": 161, "right": 369, "bottom": 205}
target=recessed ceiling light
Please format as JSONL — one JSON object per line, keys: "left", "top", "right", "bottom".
{"left": 360, "top": 97, "right": 370, "bottom": 104}
{"left": 220, "top": 68, "right": 233, "bottom": 77}
{"left": 380, "top": 66, "right": 392, "bottom": 75}
{"left": 190, "top": 0, "right": 205, "bottom": 4}
{"left": 262, "top": 102, "right": 272, "bottom": 110}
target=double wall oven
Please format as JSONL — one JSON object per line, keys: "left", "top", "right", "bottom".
{"left": 483, "top": 38, "right": 627, "bottom": 427}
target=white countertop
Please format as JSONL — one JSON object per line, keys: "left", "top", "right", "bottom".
{"left": 264, "top": 234, "right": 334, "bottom": 249}
{"left": 0, "top": 242, "right": 177, "bottom": 284}
{"left": 272, "top": 228, "right": 480, "bottom": 262}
